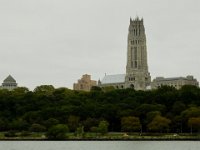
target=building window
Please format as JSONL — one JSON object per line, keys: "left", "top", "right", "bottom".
{"left": 130, "top": 84, "right": 134, "bottom": 89}
{"left": 134, "top": 47, "right": 137, "bottom": 68}
{"left": 135, "top": 61, "right": 137, "bottom": 68}
{"left": 131, "top": 47, "right": 133, "bottom": 59}
{"left": 130, "top": 77, "right": 135, "bottom": 81}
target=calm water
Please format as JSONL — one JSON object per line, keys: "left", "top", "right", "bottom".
{"left": 0, "top": 141, "right": 200, "bottom": 150}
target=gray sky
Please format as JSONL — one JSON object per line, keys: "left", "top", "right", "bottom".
{"left": 0, "top": 0, "right": 200, "bottom": 90}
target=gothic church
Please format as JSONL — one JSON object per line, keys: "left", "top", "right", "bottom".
{"left": 99, "top": 17, "right": 151, "bottom": 90}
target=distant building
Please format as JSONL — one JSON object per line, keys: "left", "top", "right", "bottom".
{"left": 0, "top": 75, "right": 18, "bottom": 91}
{"left": 73, "top": 74, "right": 97, "bottom": 91}
{"left": 99, "top": 17, "right": 151, "bottom": 90}
{"left": 151, "top": 75, "right": 199, "bottom": 89}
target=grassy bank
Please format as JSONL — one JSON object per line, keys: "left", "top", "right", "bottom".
{"left": 0, "top": 132, "right": 200, "bottom": 140}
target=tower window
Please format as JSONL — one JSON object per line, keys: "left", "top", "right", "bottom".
{"left": 134, "top": 47, "right": 137, "bottom": 68}
{"left": 134, "top": 47, "right": 137, "bottom": 60}
{"left": 135, "top": 61, "right": 137, "bottom": 68}
{"left": 131, "top": 61, "right": 133, "bottom": 68}
{"left": 131, "top": 47, "right": 133, "bottom": 66}
{"left": 130, "top": 77, "right": 135, "bottom": 81}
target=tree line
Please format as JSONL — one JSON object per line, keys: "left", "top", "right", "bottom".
{"left": 0, "top": 85, "right": 200, "bottom": 137}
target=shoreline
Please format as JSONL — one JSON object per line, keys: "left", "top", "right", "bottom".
{"left": 1, "top": 132, "right": 200, "bottom": 141}
{"left": 1, "top": 138, "right": 200, "bottom": 141}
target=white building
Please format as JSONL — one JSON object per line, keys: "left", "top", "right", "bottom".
{"left": 151, "top": 75, "right": 199, "bottom": 89}
{"left": 0, "top": 75, "right": 18, "bottom": 91}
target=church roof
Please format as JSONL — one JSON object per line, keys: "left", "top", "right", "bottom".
{"left": 3, "top": 75, "right": 16, "bottom": 83}
{"left": 101, "top": 74, "right": 125, "bottom": 84}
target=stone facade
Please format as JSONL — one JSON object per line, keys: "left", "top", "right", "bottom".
{"left": 98, "top": 17, "right": 199, "bottom": 90}
{"left": 0, "top": 75, "right": 18, "bottom": 91}
{"left": 73, "top": 74, "right": 97, "bottom": 91}
{"left": 99, "top": 17, "right": 151, "bottom": 90}
{"left": 151, "top": 75, "right": 199, "bottom": 89}
{"left": 125, "top": 17, "right": 151, "bottom": 90}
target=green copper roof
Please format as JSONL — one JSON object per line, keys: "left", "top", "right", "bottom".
{"left": 3, "top": 75, "right": 16, "bottom": 83}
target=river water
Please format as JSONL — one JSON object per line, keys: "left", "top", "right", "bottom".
{"left": 0, "top": 141, "right": 199, "bottom": 150}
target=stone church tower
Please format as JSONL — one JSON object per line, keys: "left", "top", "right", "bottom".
{"left": 125, "top": 17, "right": 151, "bottom": 90}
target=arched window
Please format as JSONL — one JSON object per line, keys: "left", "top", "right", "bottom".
{"left": 130, "top": 84, "right": 134, "bottom": 89}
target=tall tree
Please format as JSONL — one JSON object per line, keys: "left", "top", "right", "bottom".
{"left": 121, "top": 116, "right": 141, "bottom": 132}
{"left": 188, "top": 117, "right": 200, "bottom": 133}
{"left": 98, "top": 120, "right": 109, "bottom": 135}
{"left": 68, "top": 115, "right": 80, "bottom": 132}
{"left": 147, "top": 115, "right": 171, "bottom": 132}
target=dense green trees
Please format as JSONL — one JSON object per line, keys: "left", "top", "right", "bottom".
{"left": 121, "top": 116, "right": 141, "bottom": 132}
{"left": 147, "top": 115, "right": 171, "bottom": 132}
{"left": 98, "top": 120, "right": 109, "bottom": 135}
{"left": 0, "top": 85, "right": 200, "bottom": 134}
{"left": 188, "top": 117, "right": 200, "bottom": 133}
{"left": 46, "top": 124, "right": 69, "bottom": 139}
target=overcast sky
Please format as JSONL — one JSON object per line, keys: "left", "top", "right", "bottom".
{"left": 0, "top": 0, "right": 200, "bottom": 90}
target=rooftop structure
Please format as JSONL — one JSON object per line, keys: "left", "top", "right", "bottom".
{"left": 1, "top": 75, "right": 18, "bottom": 91}
{"left": 101, "top": 74, "right": 125, "bottom": 84}
{"left": 99, "top": 74, "right": 125, "bottom": 89}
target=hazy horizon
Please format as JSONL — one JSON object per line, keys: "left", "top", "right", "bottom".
{"left": 0, "top": 0, "right": 200, "bottom": 90}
